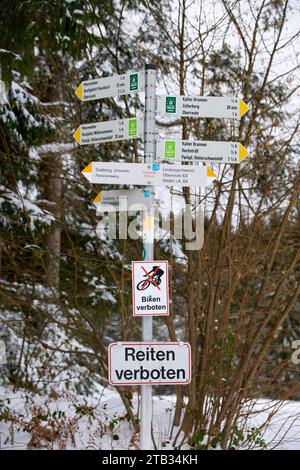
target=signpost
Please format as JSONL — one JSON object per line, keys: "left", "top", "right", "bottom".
{"left": 75, "top": 70, "right": 144, "bottom": 102}
{"left": 82, "top": 161, "right": 216, "bottom": 187}
{"left": 157, "top": 95, "right": 249, "bottom": 119}
{"left": 132, "top": 261, "right": 169, "bottom": 316}
{"left": 156, "top": 139, "right": 249, "bottom": 164}
{"left": 108, "top": 342, "right": 191, "bottom": 385}
{"left": 140, "top": 64, "right": 156, "bottom": 450}
{"left": 93, "top": 189, "right": 153, "bottom": 212}
{"left": 73, "top": 117, "right": 143, "bottom": 145}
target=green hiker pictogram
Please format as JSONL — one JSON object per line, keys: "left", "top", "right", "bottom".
{"left": 128, "top": 118, "right": 137, "bottom": 136}
{"left": 165, "top": 96, "right": 176, "bottom": 113}
{"left": 165, "top": 140, "right": 176, "bottom": 158}
{"left": 130, "top": 73, "right": 138, "bottom": 91}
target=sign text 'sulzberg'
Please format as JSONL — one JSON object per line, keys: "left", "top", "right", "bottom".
{"left": 108, "top": 342, "right": 191, "bottom": 385}
{"left": 82, "top": 162, "right": 216, "bottom": 188}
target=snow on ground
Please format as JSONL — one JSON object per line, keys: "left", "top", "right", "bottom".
{"left": 248, "top": 399, "right": 300, "bottom": 450}
{"left": 0, "top": 386, "right": 299, "bottom": 450}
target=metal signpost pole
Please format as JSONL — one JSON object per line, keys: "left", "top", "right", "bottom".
{"left": 140, "top": 63, "right": 156, "bottom": 450}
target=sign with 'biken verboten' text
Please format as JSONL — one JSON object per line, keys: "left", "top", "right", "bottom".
{"left": 132, "top": 261, "right": 169, "bottom": 316}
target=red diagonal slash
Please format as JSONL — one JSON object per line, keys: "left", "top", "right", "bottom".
{"left": 141, "top": 265, "right": 161, "bottom": 290}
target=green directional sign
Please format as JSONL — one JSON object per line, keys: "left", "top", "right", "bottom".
{"left": 130, "top": 73, "right": 138, "bottom": 91}
{"left": 165, "top": 96, "right": 176, "bottom": 114}
{"left": 165, "top": 140, "right": 176, "bottom": 158}
{"left": 128, "top": 118, "right": 137, "bottom": 137}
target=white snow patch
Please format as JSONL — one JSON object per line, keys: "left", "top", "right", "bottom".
{"left": 0, "top": 386, "right": 299, "bottom": 450}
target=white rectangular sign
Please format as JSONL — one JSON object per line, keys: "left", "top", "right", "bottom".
{"left": 132, "top": 261, "right": 169, "bottom": 316}
{"left": 82, "top": 162, "right": 216, "bottom": 188}
{"left": 156, "top": 139, "right": 249, "bottom": 164}
{"left": 75, "top": 70, "right": 144, "bottom": 101}
{"left": 157, "top": 95, "right": 249, "bottom": 119}
{"left": 108, "top": 342, "right": 191, "bottom": 385}
{"left": 93, "top": 189, "right": 153, "bottom": 212}
{"left": 73, "top": 117, "right": 143, "bottom": 145}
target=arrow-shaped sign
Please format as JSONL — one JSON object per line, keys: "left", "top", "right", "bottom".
{"left": 156, "top": 139, "right": 249, "bottom": 164}
{"left": 75, "top": 70, "right": 145, "bottom": 102}
{"left": 157, "top": 95, "right": 249, "bottom": 119}
{"left": 82, "top": 162, "right": 216, "bottom": 188}
{"left": 73, "top": 117, "right": 143, "bottom": 145}
{"left": 93, "top": 189, "right": 153, "bottom": 212}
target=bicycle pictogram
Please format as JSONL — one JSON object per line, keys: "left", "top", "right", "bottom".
{"left": 137, "top": 265, "right": 164, "bottom": 291}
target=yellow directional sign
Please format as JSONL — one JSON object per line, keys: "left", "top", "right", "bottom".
{"left": 239, "top": 144, "right": 248, "bottom": 161}
{"left": 93, "top": 193, "right": 102, "bottom": 203}
{"left": 207, "top": 167, "right": 216, "bottom": 177}
{"left": 239, "top": 99, "right": 249, "bottom": 118}
{"left": 75, "top": 83, "right": 83, "bottom": 100}
{"left": 82, "top": 162, "right": 92, "bottom": 174}
{"left": 73, "top": 127, "right": 81, "bottom": 144}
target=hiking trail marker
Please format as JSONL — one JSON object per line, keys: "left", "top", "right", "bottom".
{"left": 75, "top": 70, "right": 144, "bottom": 102}
{"left": 73, "top": 117, "right": 143, "bottom": 145}
{"left": 108, "top": 342, "right": 191, "bottom": 385}
{"left": 157, "top": 95, "right": 249, "bottom": 119}
{"left": 132, "top": 261, "right": 169, "bottom": 316}
{"left": 156, "top": 139, "right": 249, "bottom": 164}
